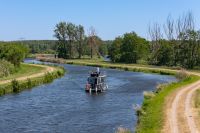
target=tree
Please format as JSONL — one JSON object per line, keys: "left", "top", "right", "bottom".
{"left": 110, "top": 37, "right": 123, "bottom": 62}
{"left": 54, "top": 22, "right": 77, "bottom": 59}
{"left": 156, "top": 40, "right": 173, "bottom": 66}
{"left": 54, "top": 22, "right": 68, "bottom": 58}
{"left": 148, "top": 23, "right": 163, "bottom": 65}
{"left": 176, "top": 12, "right": 199, "bottom": 68}
{"left": 99, "top": 43, "right": 108, "bottom": 56}
{"left": 0, "top": 43, "right": 28, "bottom": 67}
{"left": 88, "top": 27, "right": 97, "bottom": 59}
{"left": 66, "top": 22, "right": 76, "bottom": 58}
{"left": 110, "top": 32, "right": 149, "bottom": 63}
{"left": 75, "top": 25, "right": 85, "bottom": 58}
{"left": 120, "top": 32, "right": 139, "bottom": 63}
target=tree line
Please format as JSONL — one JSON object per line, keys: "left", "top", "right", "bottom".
{"left": 17, "top": 40, "right": 57, "bottom": 54}
{"left": 1, "top": 11, "right": 199, "bottom": 70}
{"left": 54, "top": 22, "right": 109, "bottom": 59}
{"left": 148, "top": 12, "right": 200, "bottom": 69}
{"left": 110, "top": 12, "right": 200, "bottom": 69}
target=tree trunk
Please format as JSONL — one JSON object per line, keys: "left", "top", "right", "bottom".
{"left": 90, "top": 46, "right": 93, "bottom": 59}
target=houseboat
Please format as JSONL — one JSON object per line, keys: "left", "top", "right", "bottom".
{"left": 85, "top": 68, "right": 108, "bottom": 93}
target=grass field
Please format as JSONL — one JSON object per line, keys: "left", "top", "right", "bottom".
{"left": 0, "top": 63, "right": 45, "bottom": 81}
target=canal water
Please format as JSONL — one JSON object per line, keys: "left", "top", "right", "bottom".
{"left": 0, "top": 59, "right": 176, "bottom": 133}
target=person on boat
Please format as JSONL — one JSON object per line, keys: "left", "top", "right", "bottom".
{"left": 97, "top": 67, "right": 100, "bottom": 75}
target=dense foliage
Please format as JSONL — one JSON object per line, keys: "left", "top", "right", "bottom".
{"left": 17, "top": 40, "right": 57, "bottom": 54}
{"left": 54, "top": 22, "right": 110, "bottom": 59}
{"left": 110, "top": 32, "right": 149, "bottom": 63}
{"left": 0, "top": 60, "right": 15, "bottom": 78}
{"left": 147, "top": 12, "right": 200, "bottom": 69}
{"left": 0, "top": 42, "right": 28, "bottom": 67}
{"left": 110, "top": 12, "right": 200, "bottom": 69}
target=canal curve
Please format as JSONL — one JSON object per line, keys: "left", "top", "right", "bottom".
{"left": 0, "top": 59, "right": 176, "bottom": 133}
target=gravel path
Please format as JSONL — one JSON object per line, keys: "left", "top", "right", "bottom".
{"left": 163, "top": 72, "right": 200, "bottom": 133}
{"left": 0, "top": 64, "right": 55, "bottom": 85}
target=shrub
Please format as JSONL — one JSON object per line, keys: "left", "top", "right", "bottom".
{"left": 175, "top": 69, "right": 189, "bottom": 80}
{"left": 116, "top": 127, "right": 131, "bottom": 133}
{"left": 57, "top": 70, "right": 63, "bottom": 77}
{"left": 155, "top": 83, "right": 168, "bottom": 93}
{"left": 0, "top": 60, "right": 15, "bottom": 78}
{"left": 143, "top": 91, "right": 155, "bottom": 99}
{"left": 27, "top": 78, "right": 32, "bottom": 88}
{"left": 43, "top": 72, "right": 54, "bottom": 83}
{"left": 124, "top": 67, "right": 129, "bottom": 71}
{"left": 0, "top": 87, "right": 4, "bottom": 96}
{"left": 137, "top": 59, "right": 148, "bottom": 65}
{"left": 12, "top": 79, "right": 20, "bottom": 93}
{"left": 133, "top": 104, "right": 146, "bottom": 117}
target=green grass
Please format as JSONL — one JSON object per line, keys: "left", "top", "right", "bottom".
{"left": 135, "top": 76, "right": 200, "bottom": 133}
{"left": 194, "top": 89, "right": 200, "bottom": 108}
{"left": 39, "top": 58, "right": 177, "bottom": 75}
{"left": 0, "top": 63, "right": 45, "bottom": 81}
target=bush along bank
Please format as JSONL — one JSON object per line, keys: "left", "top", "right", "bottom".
{"left": 0, "top": 67, "right": 65, "bottom": 96}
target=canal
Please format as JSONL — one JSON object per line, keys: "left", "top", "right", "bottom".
{"left": 0, "top": 59, "right": 176, "bottom": 133}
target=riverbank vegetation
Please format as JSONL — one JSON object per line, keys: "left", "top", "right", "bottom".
{"left": 0, "top": 66, "right": 64, "bottom": 96}
{"left": 37, "top": 57, "right": 177, "bottom": 75}
{"left": 0, "top": 42, "right": 65, "bottom": 96}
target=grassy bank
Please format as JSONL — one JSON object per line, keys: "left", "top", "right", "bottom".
{"left": 0, "top": 63, "right": 45, "bottom": 81}
{"left": 0, "top": 64, "right": 65, "bottom": 96}
{"left": 38, "top": 57, "right": 177, "bottom": 75}
{"left": 135, "top": 75, "right": 200, "bottom": 133}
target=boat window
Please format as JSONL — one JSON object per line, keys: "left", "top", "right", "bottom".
{"left": 101, "top": 78, "right": 104, "bottom": 82}
{"left": 88, "top": 78, "right": 94, "bottom": 84}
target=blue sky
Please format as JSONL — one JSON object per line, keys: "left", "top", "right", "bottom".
{"left": 0, "top": 0, "right": 200, "bottom": 41}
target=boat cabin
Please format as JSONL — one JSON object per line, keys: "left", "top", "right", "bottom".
{"left": 85, "top": 69, "right": 108, "bottom": 93}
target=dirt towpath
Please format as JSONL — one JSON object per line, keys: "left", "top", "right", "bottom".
{"left": 0, "top": 64, "right": 55, "bottom": 85}
{"left": 163, "top": 72, "right": 200, "bottom": 133}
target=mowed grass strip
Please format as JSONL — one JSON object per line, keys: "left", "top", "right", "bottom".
{"left": 38, "top": 57, "right": 176, "bottom": 75}
{"left": 0, "top": 63, "right": 45, "bottom": 81}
